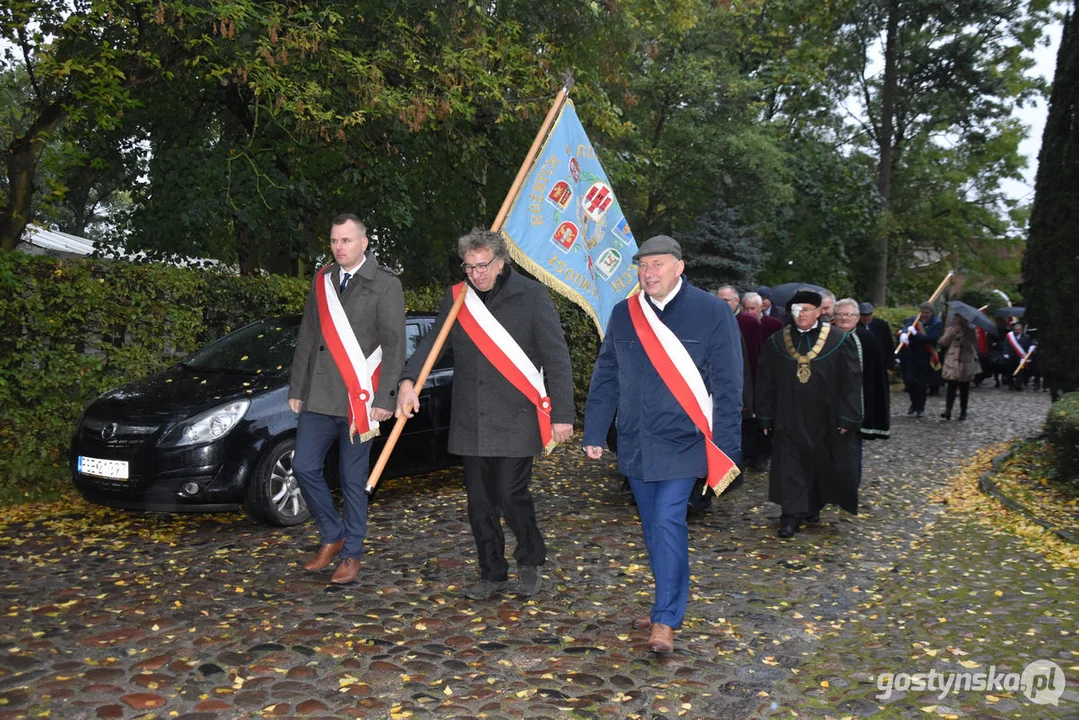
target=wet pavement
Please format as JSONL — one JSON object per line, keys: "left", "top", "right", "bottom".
{"left": 0, "top": 385, "right": 1074, "bottom": 719}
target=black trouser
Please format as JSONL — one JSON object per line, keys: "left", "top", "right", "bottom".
{"left": 463, "top": 456, "right": 545, "bottom": 582}
{"left": 907, "top": 376, "right": 928, "bottom": 413}
{"left": 741, "top": 418, "right": 771, "bottom": 469}
{"left": 945, "top": 381, "right": 969, "bottom": 417}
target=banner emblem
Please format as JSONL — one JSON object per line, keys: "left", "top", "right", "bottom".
{"left": 551, "top": 221, "right": 578, "bottom": 252}
{"left": 569, "top": 158, "right": 581, "bottom": 182}
{"left": 584, "top": 182, "right": 613, "bottom": 221}
{"left": 596, "top": 247, "right": 622, "bottom": 280}
{"left": 546, "top": 181, "right": 573, "bottom": 211}
{"left": 499, "top": 99, "right": 639, "bottom": 336}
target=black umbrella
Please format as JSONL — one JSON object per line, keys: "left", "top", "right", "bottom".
{"left": 769, "top": 282, "right": 828, "bottom": 312}
{"left": 947, "top": 301, "right": 999, "bottom": 336}
{"left": 994, "top": 306, "right": 1025, "bottom": 318}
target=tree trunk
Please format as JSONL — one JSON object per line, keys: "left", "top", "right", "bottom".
{"left": 872, "top": 0, "right": 899, "bottom": 306}
{"left": 0, "top": 103, "right": 67, "bottom": 251}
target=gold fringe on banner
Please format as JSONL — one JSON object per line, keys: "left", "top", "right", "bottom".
{"left": 504, "top": 237, "right": 639, "bottom": 339}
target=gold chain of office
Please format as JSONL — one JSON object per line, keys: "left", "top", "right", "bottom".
{"left": 783, "top": 324, "right": 832, "bottom": 384}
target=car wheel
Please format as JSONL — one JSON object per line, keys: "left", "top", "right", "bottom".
{"left": 243, "top": 438, "right": 311, "bottom": 527}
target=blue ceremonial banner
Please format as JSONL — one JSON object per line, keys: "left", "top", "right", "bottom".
{"left": 500, "top": 100, "right": 638, "bottom": 337}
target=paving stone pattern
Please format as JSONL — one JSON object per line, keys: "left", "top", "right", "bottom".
{"left": 0, "top": 386, "right": 1074, "bottom": 719}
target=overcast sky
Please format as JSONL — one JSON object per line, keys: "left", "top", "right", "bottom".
{"left": 1003, "top": 15, "right": 1065, "bottom": 203}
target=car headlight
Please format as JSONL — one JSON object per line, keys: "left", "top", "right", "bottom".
{"left": 157, "top": 399, "right": 250, "bottom": 448}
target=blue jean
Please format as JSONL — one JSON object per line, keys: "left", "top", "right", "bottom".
{"left": 293, "top": 411, "right": 373, "bottom": 560}
{"left": 628, "top": 476, "right": 696, "bottom": 628}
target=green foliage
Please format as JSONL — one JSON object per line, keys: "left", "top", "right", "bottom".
{"left": 0, "top": 253, "right": 307, "bottom": 503}
{"left": 1023, "top": 8, "right": 1079, "bottom": 396}
{"left": 874, "top": 306, "right": 919, "bottom": 340}
{"left": 956, "top": 288, "right": 1003, "bottom": 316}
{"left": 680, "top": 194, "right": 765, "bottom": 291}
{"left": 0, "top": 253, "right": 600, "bottom": 505}
{"left": 551, "top": 294, "right": 601, "bottom": 420}
{"left": 831, "top": 0, "right": 1049, "bottom": 302}
{"left": 2, "top": 0, "right": 1055, "bottom": 305}
{"left": 1044, "top": 392, "right": 1079, "bottom": 482}
{"left": 766, "top": 138, "right": 881, "bottom": 298}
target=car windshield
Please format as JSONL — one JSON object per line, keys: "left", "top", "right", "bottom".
{"left": 183, "top": 317, "right": 301, "bottom": 373}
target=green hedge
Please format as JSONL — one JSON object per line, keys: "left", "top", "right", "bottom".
{"left": 9, "top": 251, "right": 944, "bottom": 506}
{"left": 1044, "top": 392, "right": 1079, "bottom": 482}
{"left": 0, "top": 253, "right": 598, "bottom": 505}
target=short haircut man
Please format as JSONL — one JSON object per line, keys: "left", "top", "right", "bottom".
{"left": 288, "top": 213, "right": 406, "bottom": 584}
{"left": 898, "top": 301, "right": 943, "bottom": 416}
{"left": 583, "top": 235, "right": 742, "bottom": 653}
{"left": 717, "top": 284, "right": 740, "bottom": 313}
{"left": 818, "top": 289, "right": 836, "bottom": 323}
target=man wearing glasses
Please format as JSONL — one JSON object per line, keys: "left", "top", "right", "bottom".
{"left": 396, "top": 229, "right": 574, "bottom": 601}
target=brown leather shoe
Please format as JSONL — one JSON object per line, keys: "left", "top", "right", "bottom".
{"left": 304, "top": 539, "right": 344, "bottom": 572}
{"left": 330, "top": 557, "right": 361, "bottom": 584}
{"left": 648, "top": 622, "right": 674, "bottom": 653}
{"left": 632, "top": 616, "right": 651, "bottom": 630}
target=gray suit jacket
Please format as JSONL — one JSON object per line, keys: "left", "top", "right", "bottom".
{"left": 402, "top": 265, "right": 574, "bottom": 458}
{"left": 289, "top": 254, "right": 406, "bottom": 416}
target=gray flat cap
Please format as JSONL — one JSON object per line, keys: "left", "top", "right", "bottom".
{"left": 858, "top": 301, "right": 874, "bottom": 314}
{"left": 632, "top": 235, "right": 682, "bottom": 262}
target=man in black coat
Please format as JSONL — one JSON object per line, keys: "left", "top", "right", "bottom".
{"left": 858, "top": 302, "right": 895, "bottom": 373}
{"left": 397, "top": 229, "right": 574, "bottom": 601}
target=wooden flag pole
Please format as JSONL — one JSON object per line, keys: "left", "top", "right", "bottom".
{"left": 364, "top": 84, "right": 573, "bottom": 495}
{"left": 927, "top": 270, "right": 955, "bottom": 304}
{"left": 895, "top": 270, "right": 954, "bottom": 354}
{"left": 488, "top": 84, "right": 572, "bottom": 231}
{"left": 364, "top": 286, "right": 468, "bottom": 494}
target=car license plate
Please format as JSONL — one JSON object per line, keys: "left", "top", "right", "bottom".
{"left": 78, "top": 456, "right": 130, "bottom": 480}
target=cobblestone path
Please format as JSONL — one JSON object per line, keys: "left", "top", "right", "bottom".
{"left": 0, "top": 385, "right": 1072, "bottom": 719}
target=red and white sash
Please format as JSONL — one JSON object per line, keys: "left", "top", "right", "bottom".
{"left": 316, "top": 266, "right": 382, "bottom": 442}
{"left": 452, "top": 282, "right": 555, "bottom": 454}
{"left": 899, "top": 319, "right": 941, "bottom": 370}
{"left": 1006, "top": 331, "right": 1027, "bottom": 357}
{"left": 627, "top": 292, "right": 740, "bottom": 495}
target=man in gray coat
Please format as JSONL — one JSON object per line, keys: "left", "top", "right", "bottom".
{"left": 396, "top": 229, "right": 574, "bottom": 600}
{"left": 289, "top": 213, "right": 406, "bottom": 584}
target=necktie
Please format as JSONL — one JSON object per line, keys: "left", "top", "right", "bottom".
{"left": 339, "top": 272, "right": 351, "bottom": 294}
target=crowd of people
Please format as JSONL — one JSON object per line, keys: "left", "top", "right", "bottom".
{"left": 287, "top": 214, "right": 1033, "bottom": 655}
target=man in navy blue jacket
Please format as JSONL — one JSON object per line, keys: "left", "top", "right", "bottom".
{"left": 582, "top": 235, "right": 743, "bottom": 654}
{"left": 898, "top": 302, "right": 943, "bottom": 417}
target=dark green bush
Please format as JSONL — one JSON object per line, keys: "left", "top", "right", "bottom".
{"left": 0, "top": 253, "right": 598, "bottom": 505}
{"left": 15, "top": 251, "right": 941, "bottom": 505}
{"left": 1044, "top": 392, "right": 1079, "bottom": 481}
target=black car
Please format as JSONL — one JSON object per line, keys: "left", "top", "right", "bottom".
{"left": 70, "top": 313, "right": 456, "bottom": 526}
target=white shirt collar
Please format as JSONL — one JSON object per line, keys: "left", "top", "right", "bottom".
{"left": 796, "top": 320, "right": 820, "bottom": 334}
{"left": 340, "top": 255, "right": 366, "bottom": 277}
{"left": 651, "top": 277, "right": 684, "bottom": 311}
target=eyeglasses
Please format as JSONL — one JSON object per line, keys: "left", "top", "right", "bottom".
{"left": 461, "top": 259, "right": 499, "bottom": 274}
{"left": 834, "top": 312, "right": 858, "bottom": 318}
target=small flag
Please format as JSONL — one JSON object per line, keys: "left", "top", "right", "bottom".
{"left": 500, "top": 100, "right": 638, "bottom": 336}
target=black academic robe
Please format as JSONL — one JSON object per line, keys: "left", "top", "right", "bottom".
{"left": 863, "top": 317, "right": 895, "bottom": 372}
{"left": 854, "top": 326, "right": 890, "bottom": 439}
{"left": 756, "top": 323, "right": 863, "bottom": 515}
